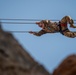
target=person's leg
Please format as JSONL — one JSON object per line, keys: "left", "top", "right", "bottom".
{"left": 63, "top": 31, "right": 76, "bottom": 38}
{"left": 60, "top": 16, "right": 72, "bottom": 23}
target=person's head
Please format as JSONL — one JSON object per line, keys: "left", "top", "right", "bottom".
{"left": 36, "top": 22, "right": 45, "bottom": 28}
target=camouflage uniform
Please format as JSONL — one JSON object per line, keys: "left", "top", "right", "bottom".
{"left": 33, "top": 16, "right": 76, "bottom": 38}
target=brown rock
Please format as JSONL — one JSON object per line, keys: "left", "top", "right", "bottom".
{"left": 0, "top": 23, "right": 76, "bottom": 75}
{"left": 53, "top": 54, "right": 76, "bottom": 75}
{"left": 0, "top": 25, "right": 51, "bottom": 75}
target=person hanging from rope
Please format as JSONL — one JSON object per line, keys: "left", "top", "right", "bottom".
{"left": 29, "top": 16, "right": 76, "bottom": 38}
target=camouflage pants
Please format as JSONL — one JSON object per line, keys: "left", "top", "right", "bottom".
{"left": 47, "top": 23, "right": 76, "bottom": 38}
{"left": 63, "top": 31, "right": 76, "bottom": 38}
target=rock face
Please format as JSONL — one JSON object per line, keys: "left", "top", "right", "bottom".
{"left": 53, "top": 54, "right": 76, "bottom": 75}
{"left": 0, "top": 24, "right": 76, "bottom": 75}
{"left": 0, "top": 25, "right": 51, "bottom": 75}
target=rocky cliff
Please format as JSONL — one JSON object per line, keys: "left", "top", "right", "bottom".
{"left": 0, "top": 25, "right": 51, "bottom": 75}
{"left": 53, "top": 54, "right": 76, "bottom": 75}
{"left": 0, "top": 24, "right": 76, "bottom": 75}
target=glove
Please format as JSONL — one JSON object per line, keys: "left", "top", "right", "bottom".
{"left": 29, "top": 31, "right": 36, "bottom": 34}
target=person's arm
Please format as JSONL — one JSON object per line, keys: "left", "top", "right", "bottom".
{"left": 29, "top": 30, "right": 47, "bottom": 36}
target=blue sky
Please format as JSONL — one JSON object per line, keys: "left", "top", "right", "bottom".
{"left": 0, "top": 0, "right": 76, "bottom": 73}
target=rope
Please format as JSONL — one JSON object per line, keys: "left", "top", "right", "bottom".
{"left": 1, "top": 22, "right": 36, "bottom": 24}
{"left": 6, "top": 31, "right": 38, "bottom": 33}
{"left": 1, "top": 21, "right": 76, "bottom": 24}
{"left": 0, "top": 18, "right": 60, "bottom": 21}
{"left": 0, "top": 18, "right": 42, "bottom": 21}
{"left": 0, "top": 18, "right": 76, "bottom": 21}
{"left": 0, "top": 18, "right": 76, "bottom": 33}
{"left": 0, "top": 18, "right": 76, "bottom": 24}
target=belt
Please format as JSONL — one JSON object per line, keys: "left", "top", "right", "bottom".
{"left": 58, "top": 24, "right": 69, "bottom": 35}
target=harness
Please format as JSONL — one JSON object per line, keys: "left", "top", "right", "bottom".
{"left": 58, "top": 22, "right": 69, "bottom": 35}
